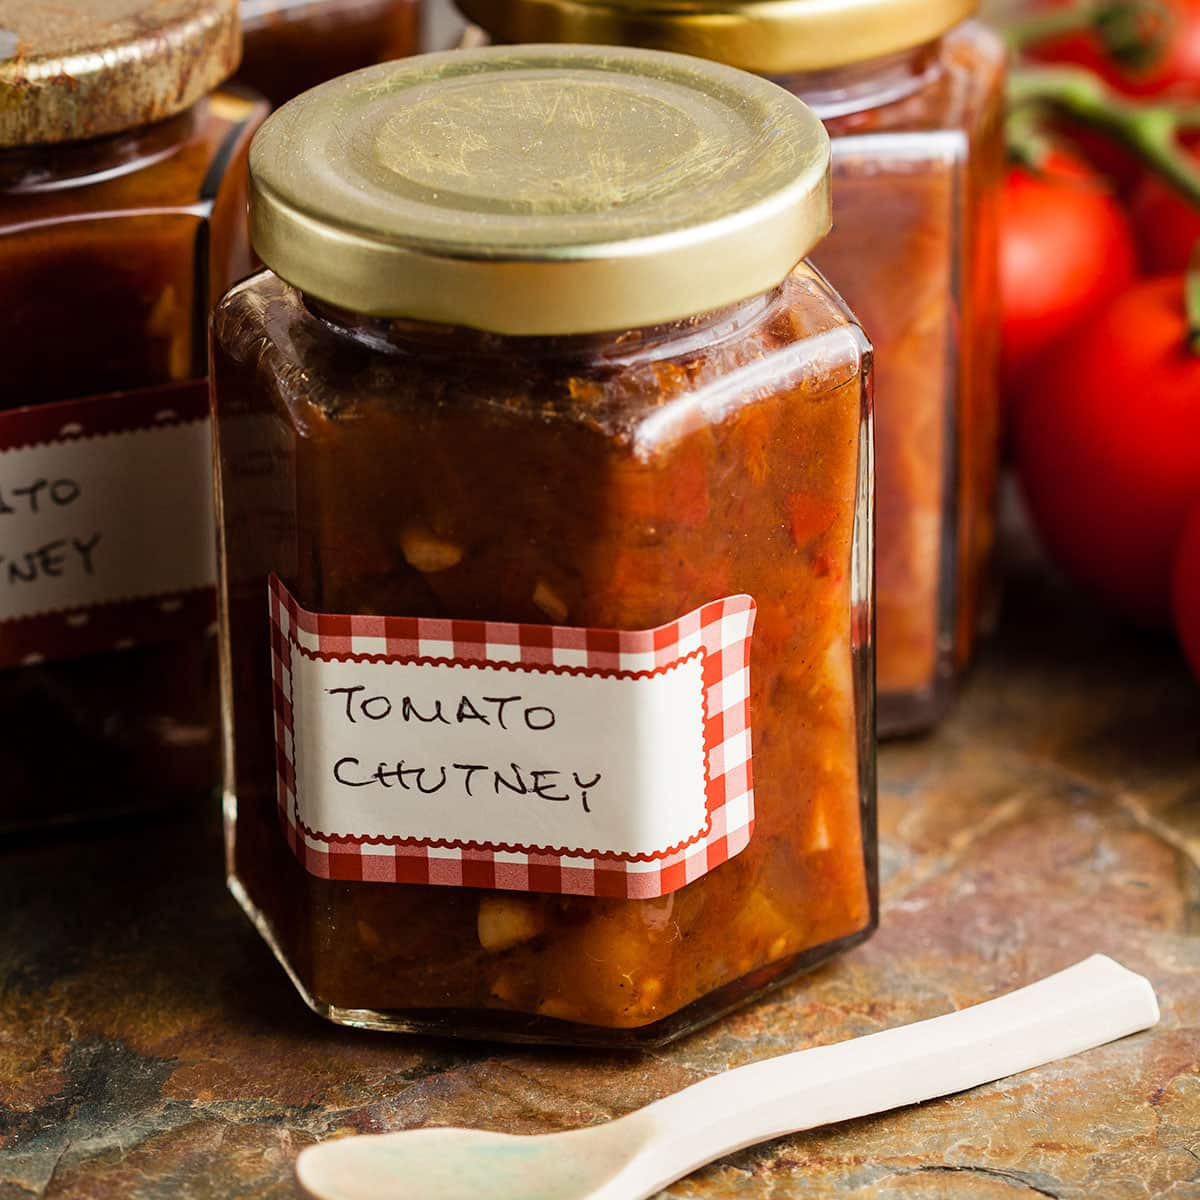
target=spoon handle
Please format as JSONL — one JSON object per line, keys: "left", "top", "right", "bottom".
{"left": 633, "top": 955, "right": 1158, "bottom": 1191}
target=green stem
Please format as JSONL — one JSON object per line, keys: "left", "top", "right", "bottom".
{"left": 1005, "top": 104, "right": 1055, "bottom": 167}
{"left": 1009, "top": 66, "right": 1200, "bottom": 209}
{"left": 1167, "top": 103, "right": 1200, "bottom": 129}
{"left": 1006, "top": 0, "right": 1170, "bottom": 69}
{"left": 1186, "top": 245, "right": 1200, "bottom": 354}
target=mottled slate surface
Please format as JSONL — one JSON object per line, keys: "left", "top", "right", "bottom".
{"left": 2, "top": 534, "right": 1198, "bottom": 1199}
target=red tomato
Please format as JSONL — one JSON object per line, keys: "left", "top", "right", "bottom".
{"left": 1030, "top": 0, "right": 1200, "bottom": 98}
{"left": 1000, "top": 149, "right": 1139, "bottom": 384}
{"left": 1172, "top": 497, "right": 1200, "bottom": 675}
{"left": 1129, "top": 134, "right": 1200, "bottom": 270}
{"left": 1013, "top": 275, "right": 1200, "bottom": 623}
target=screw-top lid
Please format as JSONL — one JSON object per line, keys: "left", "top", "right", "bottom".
{"left": 456, "top": 0, "right": 978, "bottom": 76}
{"left": 247, "top": 44, "right": 831, "bottom": 335}
{"left": 0, "top": 0, "right": 241, "bottom": 148}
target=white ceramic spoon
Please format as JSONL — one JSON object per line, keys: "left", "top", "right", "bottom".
{"left": 297, "top": 955, "right": 1159, "bottom": 1200}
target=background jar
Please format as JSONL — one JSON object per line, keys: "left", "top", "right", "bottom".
{"left": 457, "top": 0, "right": 1007, "bottom": 735}
{"left": 237, "top": 0, "right": 422, "bottom": 106}
{"left": 211, "top": 45, "right": 877, "bottom": 1046}
{"left": 0, "top": 0, "right": 267, "bottom": 830}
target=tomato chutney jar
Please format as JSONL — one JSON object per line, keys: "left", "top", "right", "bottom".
{"left": 212, "top": 45, "right": 877, "bottom": 1046}
{"left": 457, "top": 0, "right": 1007, "bottom": 735}
{"left": 237, "top": 0, "right": 421, "bottom": 106}
{"left": 0, "top": 0, "right": 266, "bottom": 830}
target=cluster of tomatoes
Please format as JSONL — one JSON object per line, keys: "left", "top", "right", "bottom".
{"left": 1000, "top": 0, "right": 1200, "bottom": 677}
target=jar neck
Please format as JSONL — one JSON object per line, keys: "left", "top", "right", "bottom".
{"left": 241, "top": 0, "right": 334, "bottom": 31}
{"left": 303, "top": 286, "right": 783, "bottom": 366}
{"left": 0, "top": 105, "right": 200, "bottom": 196}
{"left": 768, "top": 41, "right": 940, "bottom": 120}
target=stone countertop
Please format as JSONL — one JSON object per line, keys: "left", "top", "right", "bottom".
{"left": 2, "top": 545, "right": 1198, "bottom": 1200}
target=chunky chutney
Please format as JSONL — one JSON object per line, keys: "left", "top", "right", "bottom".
{"left": 212, "top": 46, "right": 878, "bottom": 1045}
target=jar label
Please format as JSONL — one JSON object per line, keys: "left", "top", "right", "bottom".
{"left": 270, "top": 575, "right": 757, "bottom": 897}
{"left": 0, "top": 384, "right": 216, "bottom": 670}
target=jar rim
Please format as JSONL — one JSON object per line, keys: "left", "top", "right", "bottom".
{"left": 249, "top": 44, "right": 832, "bottom": 335}
{"left": 0, "top": 0, "right": 240, "bottom": 147}
{"left": 456, "top": 0, "right": 977, "bottom": 75}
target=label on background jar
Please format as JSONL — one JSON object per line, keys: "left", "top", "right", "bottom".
{"left": 0, "top": 384, "right": 217, "bottom": 670}
{"left": 270, "top": 575, "right": 757, "bottom": 898}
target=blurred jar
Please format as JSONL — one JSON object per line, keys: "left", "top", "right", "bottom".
{"left": 238, "top": 0, "right": 422, "bottom": 104}
{"left": 0, "top": 0, "right": 266, "bottom": 830}
{"left": 458, "top": 0, "right": 1007, "bottom": 734}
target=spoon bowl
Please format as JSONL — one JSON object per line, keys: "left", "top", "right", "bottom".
{"left": 297, "top": 1121, "right": 650, "bottom": 1200}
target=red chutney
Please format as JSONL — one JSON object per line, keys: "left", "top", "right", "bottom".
{"left": 0, "top": 0, "right": 266, "bottom": 830}
{"left": 454, "top": 0, "right": 1007, "bottom": 735}
{"left": 211, "top": 47, "right": 877, "bottom": 1045}
{"left": 238, "top": 0, "right": 421, "bottom": 106}
{"left": 785, "top": 23, "right": 1006, "bottom": 731}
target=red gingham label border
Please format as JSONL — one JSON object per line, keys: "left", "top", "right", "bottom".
{"left": 269, "top": 575, "right": 756, "bottom": 898}
{"left": 0, "top": 380, "right": 209, "bottom": 452}
{"left": 0, "top": 382, "right": 216, "bottom": 669}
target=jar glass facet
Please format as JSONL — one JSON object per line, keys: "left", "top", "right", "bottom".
{"left": 238, "top": 0, "right": 421, "bottom": 106}
{"left": 783, "top": 24, "right": 1006, "bottom": 732}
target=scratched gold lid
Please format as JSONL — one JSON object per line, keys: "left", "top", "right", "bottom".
{"left": 248, "top": 44, "right": 831, "bottom": 335}
{"left": 0, "top": 0, "right": 240, "bottom": 147}
{"left": 456, "top": 0, "right": 977, "bottom": 75}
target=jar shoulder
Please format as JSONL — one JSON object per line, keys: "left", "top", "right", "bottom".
{"left": 941, "top": 21, "right": 1008, "bottom": 128}
{"left": 0, "top": 89, "right": 267, "bottom": 222}
{"left": 211, "top": 267, "right": 870, "bottom": 450}
{"left": 0, "top": 90, "right": 266, "bottom": 401}
{"left": 826, "top": 22, "right": 1006, "bottom": 141}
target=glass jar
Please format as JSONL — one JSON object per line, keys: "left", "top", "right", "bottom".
{"left": 0, "top": 0, "right": 267, "bottom": 830}
{"left": 238, "top": 0, "right": 421, "bottom": 106}
{"left": 212, "top": 45, "right": 877, "bottom": 1045}
{"left": 457, "top": 0, "right": 1006, "bottom": 735}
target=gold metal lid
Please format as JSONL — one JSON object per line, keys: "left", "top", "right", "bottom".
{"left": 248, "top": 45, "right": 831, "bottom": 335}
{"left": 0, "top": 0, "right": 240, "bottom": 147}
{"left": 456, "top": 0, "right": 978, "bottom": 75}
